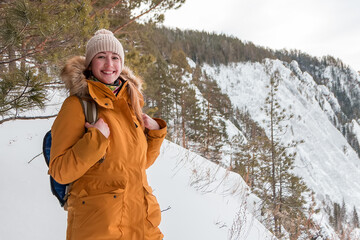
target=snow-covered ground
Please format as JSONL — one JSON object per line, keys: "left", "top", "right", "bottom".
{"left": 0, "top": 117, "right": 275, "bottom": 240}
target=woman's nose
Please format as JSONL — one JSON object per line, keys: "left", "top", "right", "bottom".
{"left": 104, "top": 57, "right": 112, "bottom": 67}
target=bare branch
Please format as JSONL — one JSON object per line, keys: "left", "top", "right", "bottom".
{"left": 0, "top": 114, "right": 58, "bottom": 125}
{"left": 113, "top": 0, "right": 165, "bottom": 34}
{"left": 28, "top": 152, "right": 42, "bottom": 164}
{"left": 161, "top": 206, "right": 171, "bottom": 212}
{"left": 90, "top": 0, "right": 123, "bottom": 19}
{"left": 90, "top": 0, "right": 100, "bottom": 5}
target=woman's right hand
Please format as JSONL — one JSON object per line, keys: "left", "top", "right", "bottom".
{"left": 85, "top": 118, "right": 110, "bottom": 138}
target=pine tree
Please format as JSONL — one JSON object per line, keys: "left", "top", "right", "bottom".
{"left": 189, "top": 67, "right": 228, "bottom": 161}
{"left": 332, "top": 202, "right": 342, "bottom": 232}
{"left": 259, "top": 63, "right": 308, "bottom": 237}
{"left": 181, "top": 86, "right": 204, "bottom": 149}
{"left": 340, "top": 199, "right": 347, "bottom": 227}
{"left": 0, "top": 0, "right": 99, "bottom": 122}
{"left": 0, "top": 0, "right": 186, "bottom": 124}
{"left": 233, "top": 135, "right": 266, "bottom": 189}
{"left": 352, "top": 206, "right": 359, "bottom": 228}
{"left": 143, "top": 58, "right": 174, "bottom": 124}
{"left": 200, "top": 99, "right": 226, "bottom": 162}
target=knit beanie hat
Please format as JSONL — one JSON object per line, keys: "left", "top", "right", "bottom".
{"left": 85, "top": 29, "right": 125, "bottom": 69}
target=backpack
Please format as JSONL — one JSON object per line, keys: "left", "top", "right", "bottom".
{"left": 43, "top": 97, "right": 98, "bottom": 207}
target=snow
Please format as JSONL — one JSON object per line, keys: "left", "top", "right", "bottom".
{"left": 202, "top": 59, "right": 360, "bottom": 225}
{"left": 2, "top": 57, "right": 360, "bottom": 239}
{"left": 351, "top": 119, "right": 360, "bottom": 147}
{"left": 0, "top": 117, "right": 275, "bottom": 240}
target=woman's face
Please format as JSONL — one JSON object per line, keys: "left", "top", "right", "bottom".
{"left": 90, "top": 51, "right": 122, "bottom": 84}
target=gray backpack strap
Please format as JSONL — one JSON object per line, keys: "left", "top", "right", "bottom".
{"left": 78, "top": 97, "right": 98, "bottom": 125}
{"left": 61, "top": 97, "right": 99, "bottom": 210}
{"left": 63, "top": 183, "right": 73, "bottom": 211}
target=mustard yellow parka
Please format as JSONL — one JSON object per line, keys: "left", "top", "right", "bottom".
{"left": 49, "top": 56, "right": 167, "bottom": 240}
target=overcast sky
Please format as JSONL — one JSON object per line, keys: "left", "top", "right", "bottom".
{"left": 162, "top": 0, "right": 360, "bottom": 71}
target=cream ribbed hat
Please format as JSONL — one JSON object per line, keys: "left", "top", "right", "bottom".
{"left": 85, "top": 29, "right": 125, "bottom": 69}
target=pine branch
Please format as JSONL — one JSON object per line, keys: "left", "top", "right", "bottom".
{"left": 0, "top": 75, "right": 31, "bottom": 108}
{"left": 113, "top": 0, "right": 165, "bottom": 34}
{"left": 90, "top": 0, "right": 123, "bottom": 19}
{"left": 0, "top": 23, "right": 29, "bottom": 55}
{"left": 1, "top": 31, "right": 52, "bottom": 63}
{"left": 0, "top": 114, "right": 58, "bottom": 125}
{"left": 0, "top": 106, "right": 14, "bottom": 115}
{"left": 0, "top": 32, "right": 75, "bottom": 65}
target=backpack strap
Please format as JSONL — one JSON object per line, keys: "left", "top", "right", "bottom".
{"left": 77, "top": 97, "right": 98, "bottom": 125}
{"left": 61, "top": 97, "right": 99, "bottom": 210}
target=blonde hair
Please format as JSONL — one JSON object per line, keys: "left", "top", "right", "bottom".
{"left": 126, "top": 80, "right": 144, "bottom": 128}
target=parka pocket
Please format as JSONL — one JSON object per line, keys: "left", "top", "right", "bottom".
{"left": 70, "top": 188, "right": 125, "bottom": 239}
{"left": 143, "top": 185, "right": 161, "bottom": 228}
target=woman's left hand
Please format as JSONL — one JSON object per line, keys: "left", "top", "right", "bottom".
{"left": 142, "top": 114, "right": 160, "bottom": 130}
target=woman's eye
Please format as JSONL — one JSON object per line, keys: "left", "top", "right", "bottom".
{"left": 112, "top": 56, "right": 119, "bottom": 60}
{"left": 97, "top": 55, "right": 105, "bottom": 59}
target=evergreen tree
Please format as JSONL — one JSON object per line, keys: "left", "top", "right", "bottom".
{"left": 197, "top": 74, "right": 228, "bottom": 162}
{"left": 143, "top": 58, "right": 174, "bottom": 124}
{"left": 0, "top": 0, "right": 186, "bottom": 124}
{"left": 181, "top": 86, "right": 204, "bottom": 148}
{"left": 199, "top": 99, "right": 226, "bottom": 162}
{"left": 169, "top": 49, "right": 191, "bottom": 147}
{"left": 259, "top": 63, "right": 308, "bottom": 237}
{"left": 331, "top": 202, "right": 342, "bottom": 232}
{"left": 0, "top": 0, "right": 99, "bottom": 121}
{"left": 233, "top": 135, "right": 267, "bottom": 190}
{"left": 352, "top": 206, "right": 359, "bottom": 228}
{"left": 340, "top": 199, "right": 347, "bottom": 227}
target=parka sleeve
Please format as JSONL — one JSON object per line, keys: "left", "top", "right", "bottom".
{"left": 49, "top": 96, "right": 109, "bottom": 184}
{"left": 145, "top": 118, "right": 167, "bottom": 169}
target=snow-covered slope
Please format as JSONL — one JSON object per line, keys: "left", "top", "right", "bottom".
{"left": 203, "top": 59, "right": 360, "bottom": 213}
{"left": 3, "top": 56, "right": 360, "bottom": 239}
{"left": 0, "top": 118, "right": 275, "bottom": 240}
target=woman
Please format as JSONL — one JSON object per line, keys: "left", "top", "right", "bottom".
{"left": 49, "top": 29, "right": 167, "bottom": 240}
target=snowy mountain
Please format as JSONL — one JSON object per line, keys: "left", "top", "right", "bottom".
{"left": 0, "top": 117, "right": 275, "bottom": 240}
{"left": 201, "top": 59, "right": 360, "bottom": 238}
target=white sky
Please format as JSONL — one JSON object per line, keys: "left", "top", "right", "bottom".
{"left": 163, "top": 0, "right": 360, "bottom": 71}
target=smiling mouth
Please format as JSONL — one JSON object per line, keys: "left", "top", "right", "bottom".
{"left": 102, "top": 71, "right": 115, "bottom": 74}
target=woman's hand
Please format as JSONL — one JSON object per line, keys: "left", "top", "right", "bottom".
{"left": 85, "top": 118, "right": 110, "bottom": 138}
{"left": 142, "top": 114, "right": 160, "bottom": 130}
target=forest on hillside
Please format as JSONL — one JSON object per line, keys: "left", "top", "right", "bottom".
{"left": 1, "top": 1, "right": 359, "bottom": 239}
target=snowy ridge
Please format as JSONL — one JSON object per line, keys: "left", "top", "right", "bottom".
{"left": 202, "top": 59, "right": 360, "bottom": 214}
{"left": 151, "top": 140, "right": 276, "bottom": 240}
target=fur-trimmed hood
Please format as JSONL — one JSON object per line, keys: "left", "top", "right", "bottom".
{"left": 60, "top": 56, "right": 143, "bottom": 97}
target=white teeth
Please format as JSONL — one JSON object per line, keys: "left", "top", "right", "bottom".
{"left": 103, "top": 71, "right": 113, "bottom": 74}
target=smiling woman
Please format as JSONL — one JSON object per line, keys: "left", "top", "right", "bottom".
{"left": 48, "top": 29, "right": 167, "bottom": 240}
{"left": 90, "top": 52, "right": 123, "bottom": 85}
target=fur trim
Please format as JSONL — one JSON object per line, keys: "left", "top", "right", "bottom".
{"left": 61, "top": 56, "right": 88, "bottom": 97}
{"left": 60, "top": 56, "right": 143, "bottom": 97}
{"left": 121, "top": 66, "right": 143, "bottom": 92}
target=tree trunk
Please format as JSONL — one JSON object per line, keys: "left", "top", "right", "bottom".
{"left": 8, "top": 46, "right": 16, "bottom": 72}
